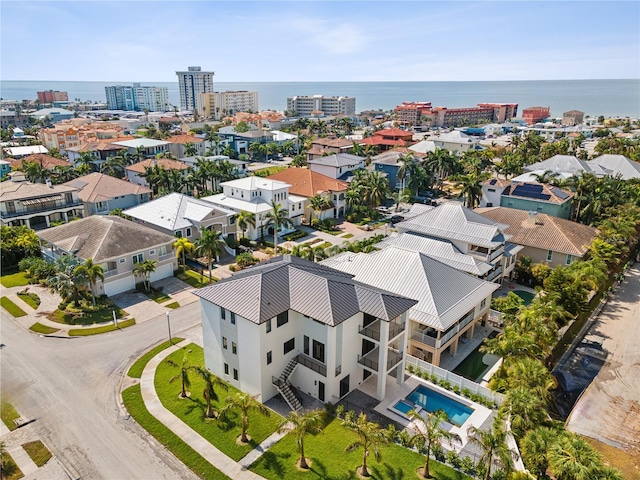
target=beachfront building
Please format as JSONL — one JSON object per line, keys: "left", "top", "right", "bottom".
{"left": 394, "top": 102, "right": 518, "bottom": 128}
{"left": 196, "top": 255, "right": 417, "bottom": 407}
{"left": 37, "top": 215, "right": 177, "bottom": 296}
{"left": 287, "top": 95, "right": 356, "bottom": 117}
{"left": 202, "top": 177, "right": 303, "bottom": 240}
{"left": 322, "top": 246, "right": 498, "bottom": 367}
{"left": 198, "top": 91, "right": 259, "bottom": 120}
{"left": 562, "top": 110, "right": 585, "bottom": 126}
{"left": 176, "top": 66, "right": 214, "bottom": 112}
{"left": 475, "top": 207, "right": 599, "bottom": 268}
{"left": 37, "top": 90, "right": 68, "bottom": 104}
{"left": 522, "top": 106, "right": 551, "bottom": 125}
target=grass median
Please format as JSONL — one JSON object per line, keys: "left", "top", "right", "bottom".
{"left": 68, "top": 318, "right": 135, "bottom": 336}
{"left": 127, "top": 338, "right": 185, "bottom": 379}
{"left": 22, "top": 440, "right": 52, "bottom": 467}
{"left": 29, "top": 323, "right": 60, "bottom": 334}
{"left": 1, "top": 401, "right": 20, "bottom": 431}
{"left": 1, "top": 296, "right": 27, "bottom": 317}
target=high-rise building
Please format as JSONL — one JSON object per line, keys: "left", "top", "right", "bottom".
{"left": 104, "top": 84, "right": 170, "bottom": 111}
{"left": 198, "top": 91, "right": 259, "bottom": 119}
{"left": 37, "top": 90, "right": 69, "bottom": 104}
{"left": 176, "top": 66, "right": 214, "bottom": 113}
{"left": 287, "top": 95, "right": 356, "bottom": 117}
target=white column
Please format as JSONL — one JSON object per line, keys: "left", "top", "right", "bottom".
{"left": 376, "top": 321, "right": 390, "bottom": 401}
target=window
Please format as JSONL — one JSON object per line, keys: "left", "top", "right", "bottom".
{"left": 312, "top": 340, "right": 325, "bottom": 363}
{"left": 132, "top": 253, "right": 144, "bottom": 264}
{"left": 224, "top": 363, "right": 229, "bottom": 375}
{"left": 232, "top": 342, "right": 237, "bottom": 354}
{"left": 303, "top": 335, "right": 309, "bottom": 355}
{"left": 158, "top": 246, "right": 167, "bottom": 257}
{"left": 284, "top": 338, "right": 295, "bottom": 354}
{"left": 566, "top": 254, "right": 573, "bottom": 265}
{"left": 175, "top": 230, "right": 182, "bottom": 238}
{"left": 186, "top": 227, "right": 192, "bottom": 237}
{"left": 481, "top": 298, "right": 487, "bottom": 309}
{"left": 547, "top": 250, "right": 553, "bottom": 262}
{"left": 119, "top": 258, "right": 126, "bottom": 264}
{"left": 233, "top": 369, "right": 238, "bottom": 380}
{"left": 277, "top": 311, "right": 289, "bottom": 327}
{"left": 223, "top": 337, "right": 228, "bottom": 349}
{"left": 230, "top": 312, "right": 236, "bottom": 325}
{"left": 148, "top": 249, "right": 156, "bottom": 256}
{"left": 266, "top": 318, "right": 272, "bottom": 333}
{"left": 266, "top": 351, "right": 272, "bottom": 365}
{"left": 220, "top": 307, "right": 226, "bottom": 320}
{"left": 6, "top": 201, "right": 15, "bottom": 213}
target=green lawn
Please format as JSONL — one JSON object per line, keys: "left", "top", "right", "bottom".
{"left": 143, "top": 289, "right": 172, "bottom": 303}
{"left": 164, "top": 301, "right": 180, "bottom": 309}
{"left": 29, "top": 323, "right": 60, "bottom": 334}
{"left": 177, "top": 269, "right": 216, "bottom": 288}
{"left": 48, "top": 305, "right": 127, "bottom": 326}
{"left": 68, "top": 318, "right": 135, "bottom": 336}
{"left": 17, "top": 292, "right": 40, "bottom": 309}
{"left": 22, "top": 440, "right": 52, "bottom": 467}
{"left": 0, "top": 452, "right": 24, "bottom": 480}
{"left": 252, "top": 165, "right": 287, "bottom": 176}
{"left": 316, "top": 242, "right": 333, "bottom": 249}
{"left": 156, "top": 345, "right": 283, "bottom": 461}
{"left": 1, "top": 401, "right": 20, "bottom": 431}
{"left": 0, "top": 271, "right": 29, "bottom": 288}
{"left": 250, "top": 418, "right": 470, "bottom": 480}
{"left": 1, "top": 297, "right": 27, "bottom": 317}
{"left": 127, "top": 338, "right": 186, "bottom": 379}
{"left": 122, "top": 385, "right": 230, "bottom": 480}
{"left": 341, "top": 233, "right": 354, "bottom": 239}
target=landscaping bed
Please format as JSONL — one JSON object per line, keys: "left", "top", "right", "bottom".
{"left": 22, "top": 440, "right": 52, "bottom": 467}
{"left": 127, "top": 338, "right": 185, "bottom": 378}
{"left": 1, "top": 402, "right": 20, "bottom": 431}
{"left": 47, "top": 299, "right": 127, "bottom": 326}
{"left": 29, "top": 323, "right": 60, "bottom": 335}
{"left": 177, "top": 268, "right": 215, "bottom": 288}
{"left": 17, "top": 291, "right": 40, "bottom": 309}
{"left": 68, "top": 318, "right": 135, "bottom": 336}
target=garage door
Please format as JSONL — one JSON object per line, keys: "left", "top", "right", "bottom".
{"left": 104, "top": 276, "right": 135, "bottom": 296}
{"left": 150, "top": 263, "right": 173, "bottom": 283}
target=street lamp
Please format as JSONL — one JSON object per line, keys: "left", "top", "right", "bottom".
{"left": 166, "top": 311, "right": 172, "bottom": 344}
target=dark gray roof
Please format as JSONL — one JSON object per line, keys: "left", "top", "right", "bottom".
{"left": 194, "top": 255, "right": 417, "bottom": 326}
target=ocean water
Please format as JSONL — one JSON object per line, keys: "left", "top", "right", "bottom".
{"left": 1, "top": 79, "right": 638, "bottom": 118}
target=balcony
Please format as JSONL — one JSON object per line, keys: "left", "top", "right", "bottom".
{"left": 411, "top": 330, "right": 437, "bottom": 347}
{"left": 487, "top": 266, "right": 503, "bottom": 282}
{"left": 2, "top": 200, "right": 83, "bottom": 219}
{"left": 388, "top": 321, "right": 405, "bottom": 340}
{"left": 358, "top": 320, "right": 381, "bottom": 341}
{"left": 295, "top": 353, "right": 326, "bottom": 377}
{"left": 489, "top": 246, "right": 505, "bottom": 262}
{"left": 386, "top": 347, "right": 403, "bottom": 370}
{"left": 357, "top": 348, "right": 379, "bottom": 371}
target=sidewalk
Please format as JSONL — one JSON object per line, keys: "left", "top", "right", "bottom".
{"left": 138, "top": 340, "right": 289, "bottom": 479}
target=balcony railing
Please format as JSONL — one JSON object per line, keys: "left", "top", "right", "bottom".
{"left": 296, "top": 353, "right": 326, "bottom": 377}
{"left": 386, "top": 348, "right": 403, "bottom": 370}
{"left": 388, "top": 321, "right": 405, "bottom": 340}
{"left": 411, "top": 330, "right": 437, "bottom": 347}
{"left": 412, "top": 312, "right": 475, "bottom": 349}
{"left": 358, "top": 321, "right": 381, "bottom": 341}
{"left": 2, "top": 201, "right": 83, "bottom": 218}
{"left": 489, "top": 246, "right": 505, "bottom": 262}
{"left": 487, "top": 266, "right": 503, "bottom": 282}
{"left": 357, "top": 348, "right": 379, "bottom": 371}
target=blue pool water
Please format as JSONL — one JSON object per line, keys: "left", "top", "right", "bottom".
{"left": 395, "top": 385, "right": 473, "bottom": 426}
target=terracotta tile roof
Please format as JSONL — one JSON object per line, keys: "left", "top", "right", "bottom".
{"left": 125, "top": 158, "right": 189, "bottom": 174}
{"left": 168, "top": 134, "right": 203, "bottom": 144}
{"left": 266, "top": 167, "right": 348, "bottom": 197}
{"left": 10, "top": 154, "right": 72, "bottom": 169}
{"left": 64, "top": 172, "right": 151, "bottom": 203}
{"left": 360, "top": 137, "right": 407, "bottom": 147}
{"left": 66, "top": 137, "right": 134, "bottom": 153}
{"left": 474, "top": 207, "right": 598, "bottom": 256}
{"left": 375, "top": 128, "right": 414, "bottom": 139}
{"left": 311, "top": 138, "right": 353, "bottom": 148}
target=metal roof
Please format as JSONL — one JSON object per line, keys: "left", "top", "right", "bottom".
{"left": 322, "top": 246, "right": 498, "bottom": 331}
{"left": 194, "top": 255, "right": 417, "bottom": 326}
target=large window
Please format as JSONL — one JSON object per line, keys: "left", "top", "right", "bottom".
{"left": 266, "top": 319, "right": 272, "bottom": 333}
{"left": 284, "top": 338, "right": 295, "bottom": 354}
{"left": 303, "top": 335, "right": 309, "bottom": 355}
{"left": 547, "top": 250, "right": 553, "bottom": 262}
{"left": 222, "top": 337, "right": 228, "bottom": 349}
{"left": 220, "top": 307, "right": 226, "bottom": 320}
{"left": 277, "top": 311, "right": 289, "bottom": 327}
{"left": 232, "top": 342, "right": 237, "bottom": 354}
{"left": 266, "top": 351, "right": 272, "bottom": 365}
{"left": 312, "top": 340, "right": 325, "bottom": 363}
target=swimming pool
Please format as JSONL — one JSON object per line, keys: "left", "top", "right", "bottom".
{"left": 391, "top": 385, "right": 474, "bottom": 427}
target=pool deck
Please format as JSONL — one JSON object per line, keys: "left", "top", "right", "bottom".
{"left": 356, "top": 375, "right": 493, "bottom": 454}
{"left": 438, "top": 325, "right": 498, "bottom": 371}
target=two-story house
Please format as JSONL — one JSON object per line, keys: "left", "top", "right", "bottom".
{"left": 64, "top": 173, "right": 151, "bottom": 217}
{"left": 111, "top": 138, "right": 171, "bottom": 158}
{"left": 307, "top": 153, "right": 365, "bottom": 182}
{"left": 167, "top": 134, "right": 206, "bottom": 159}
{"left": 202, "top": 177, "right": 303, "bottom": 240}
{"left": 306, "top": 138, "right": 353, "bottom": 160}
{"left": 267, "top": 167, "right": 349, "bottom": 219}
{"left": 37, "top": 215, "right": 177, "bottom": 296}
{"left": 124, "top": 192, "right": 237, "bottom": 241}
{"left": 322, "top": 246, "right": 498, "bottom": 367}
{"left": 125, "top": 158, "right": 190, "bottom": 188}
{"left": 0, "top": 174, "right": 83, "bottom": 230}
{"left": 195, "top": 255, "right": 417, "bottom": 409}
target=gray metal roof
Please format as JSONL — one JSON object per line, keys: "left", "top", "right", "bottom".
{"left": 396, "top": 203, "right": 509, "bottom": 248}
{"left": 588, "top": 154, "right": 640, "bottom": 180}
{"left": 321, "top": 246, "right": 499, "bottom": 331}
{"left": 194, "top": 255, "right": 417, "bottom": 326}
{"left": 307, "top": 153, "right": 364, "bottom": 168}
{"left": 524, "top": 155, "right": 592, "bottom": 175}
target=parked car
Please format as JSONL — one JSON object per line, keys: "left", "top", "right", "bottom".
{"left": 390, "top": 215, "right": 404, "bottom": 224}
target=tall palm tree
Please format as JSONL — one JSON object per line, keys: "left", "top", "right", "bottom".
{"left": 467, "top": 414, "right": 516, "bottom": 480}
{"left": 167, "top": 352, "right": 194, "bottom": 399}
{"left": 22, "top": 160, "right": 49, "bottom": 183}
{"left": 183, "top": 142, "right": 198, "bottom": 157}
{"left": 265, "top": 201, "right": 292, "bottom": 254}
{"left": 133, "top": 259, "right": 157, "bottom": 291}
{"left": 342, "top": 412, "right": 389, "bottom": 477}
{"left": 73, "top": 258, "right": 104, "bottom": 306}
{"left": 277, "top": 409, "right": 325, "bottom": 469}
{"left": 51, "top": 165, "right": 78, "bottom": 184}
{"left": 236, "top": 210, "right": 256, "bottom": 239}
{"left": 174, "top": 237, "right": 195, "bottom": 269}
{"left": 192, "top": 366, "right": 228, "bottom": 418}
{"left": 47, "top": 256, "right": 86, "bottom": 307}
{"left": 307, "top": 194, "right": 330, "bottom": 222}
{"left": 454, "top": 172, "right": 489, "bottom": 208}
{"left": 503, "top": 386, "right": 549, "bottom": 438}
{"left": 219, "top": 392, "right": 271, "bottom": 443}
{"left": 549, "top": 434, "right": 602, "bottom": 480}
{"left": 100, "top": 155, "right": 126, "bottom": 178}
{"left": 520, "top": 426, "right": 563, "bottom": 478}
{"left": 397, "top": 154, "right": 417, "bottom": 192}
{"left": 408, "top": 410, "right": 460, "bottom": 479}
{"left": 364, "top": 171, "right": 390, "bottom": 210}
{"left": 195, "top": 229, "right": 226, "bottom": 283}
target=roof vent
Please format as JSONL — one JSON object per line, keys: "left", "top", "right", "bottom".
{"left": 527, "top": 211, "right": 538, "bottom": 225}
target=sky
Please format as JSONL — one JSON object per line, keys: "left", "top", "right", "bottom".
{"left": 1, "top": 1, "right": 639, "bottom": 82}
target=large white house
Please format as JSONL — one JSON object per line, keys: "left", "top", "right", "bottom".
{"left": 202, "top": 177, "right": 305, "bottom": 240}
{"left": 195, "top": 255, "right": 417, "bottom": 409}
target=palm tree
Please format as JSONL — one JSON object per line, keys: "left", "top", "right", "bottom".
{"left": 277, "top": 409, "right": 325, "bottom": 469}
{"left": 531, "top": 169, "right": 560, "bottom": 184}
{"left": 391, "top": 190, "right": 410, "bottom": 213}
{"left": 397, "top": 154, "right": 417, "bottom": 192}
{"left": 167, "top": 352, "right": 194, "bottom": 398}
{"left": 22, "top": 160, "right": 49, "bottom": 183}
{"left": 174, "top": 237, "right": 195, "bottom": 269}
{"left": 195, "top": 229, "right": 226, "bottom": 283}
{"left": 73, "top": 258, "right": 104, "bottom": 306}
{"left": 265, "top": 201, "right": 293, "bottom": 254}
{"left": 503, "top": 386, "right": 549, "bottom": 438}
{"left": 51, "top": 165, "right": 78, "bottom": 184}
{"left": 520, "top": 426, "right": 562, "bottom": 478}
{"left": 408, "top": 410, "right": 460, "bottom": 478}
{"left": 548, "top": 434, "right": 602, "bottom": 480}
{"left": 467, "top": 414, "right": 517, "bottom": 480}
{"left": 133, "top": 259, "right": 157, "bottom": 291}
{"left": 307, "top": 194, "right": 330, "bottom": 222}
{"left": 183, "top": 142, "right": 198, "bottom": 157}
{"left": 454, "top": 172, "right": 489, "bottom": 208}
{"left": 192, "top": 366, "right": 228, "bottom": 418}
{"left": 47, "top": 256, "right": 86, "bottom": 307}
{"left": 219, "top": 392, "right": 271, "bottom": 444}
{"left": 363, "top": 171, "right": 390, "bottom": 210}
{"left": 236, "top": 210, "right": 256, "bottom": 239}
{"left": 342, "top": 412, "right": 390, "bottom": 477}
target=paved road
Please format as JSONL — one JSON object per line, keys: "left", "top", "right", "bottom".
{"left": 1, "top": 301, "right": 203, "bottom": 480}
{"left": 566, "top": 263, "right": 640, "bottom": 456}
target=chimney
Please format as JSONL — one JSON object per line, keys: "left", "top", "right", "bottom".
{"left": 527, "top": 211, "right": 538, "bottom": 225}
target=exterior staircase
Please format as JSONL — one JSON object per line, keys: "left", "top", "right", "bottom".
{"left": 272, "top": 357, "right": 302, "bottom": 411}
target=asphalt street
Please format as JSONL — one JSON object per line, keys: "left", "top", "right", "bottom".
{"left": 1, "top": 301, "right": 203, "bottom": 480}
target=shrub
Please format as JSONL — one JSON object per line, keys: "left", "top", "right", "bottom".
{"left": 439, "top": 379, "right": 452, "bottom": 390}
{"left": 461, "top": 388, "right": 472, "bottom": 398}
{"left": 445, "top": 449, "right": 461, "bottom": 468}
{"left": 282, "top": 230, "right": 307, "bottom": 241}
{"left": 431, "top": 443, "right": 445, "bottom": 462}
{"left": 460, "top": 456, "right": 476, "bottom": 475}
{"left": 264, "top": 247, "right": 274, "bottom": 255}
{"left": 310, "top": 218, "right": 320, "bottom": 228}
{"left": 335, "top": 404, "right": 345, "bottom": 419}
{"left": 225, "top": 236, "right": 239, "bottom": 249}
{"left": 239, "top": 237, "right": 252, "bottom": 247}
{"left": 19, "top": 257, "right": 56, "bottom": 282}
{"left": 453, "top": 385, "right": 461, "bottom": 394}
{"left": 236, "top": 252, "right": 259, "bottom": 268}
{"left": 407, "top": 365, "right": 415, "bottom": 374}
{"left": 324, "top": 402, "right": 336, "bottom": 415}
{"left": 228, "top": 264, "right": 237, "bottom": 272}
{"left": 396, "top": 429, "right": 412, "bottom": 447}
{"left": 429, "top": 374, "right": 438, "bottom": 384}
